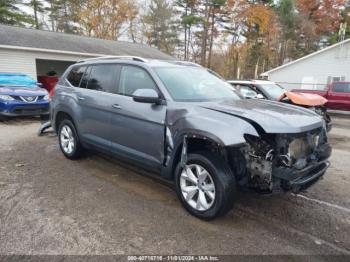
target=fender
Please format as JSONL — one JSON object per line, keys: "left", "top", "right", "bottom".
{"left": 160, "top": 106, "right": 259, "bottom": 180}
{"left": 51, "top": 103, "right": 76, "bottom": 133}
{"left": 166, "top": 106, "right": 259, "bottom": 146}
{"left": 51, "top": 85, "right": 82, "bottom": 133}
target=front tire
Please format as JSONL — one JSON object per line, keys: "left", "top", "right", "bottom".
{"left": 58, "top": 119, "right": 83, "bottom": 159}
{"left": 174, "top": 151, "right": 236, "bottom": 220}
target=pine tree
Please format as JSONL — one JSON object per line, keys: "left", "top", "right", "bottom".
{"left": 27, "top": 0, "right": 45, "bottom": 29}
{"left": 143, "top": 0, "right": 179, "bottom": 55}
{"left": 277, "top": 0, "right": 297, "bottom": 64}
{"left": 0, "top": 0, "right": 32, "bottom": 26}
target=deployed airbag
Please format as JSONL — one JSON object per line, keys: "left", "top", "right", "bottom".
{"left": 280, "top": 91, "right": 328, "bottom": 106}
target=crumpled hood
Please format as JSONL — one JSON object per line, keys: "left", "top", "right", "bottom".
{"left": 200, "top": 99, "right": 323, "bottom": 133}
{"left": 280, "top": 91, "right": 328, "bottom": 106}
{"left": 0, "top": 85, "right": 48, "bottom": 96}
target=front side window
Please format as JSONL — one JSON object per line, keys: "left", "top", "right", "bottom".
{"left": 258, "top": 83, "right": 285, "bottom": 100}
{"left": 233, "top": 84, "right": 259, "bottom": 98}
{"left": 333, "top": 83, "right": 349, "bottom": 93}
{"left": 66, "top": 66, "right": 86, "bottom": 87}
{"left": 118, "top": 66, "right": 158, "bottom": 96}
{"left": 86, "top": 64, "right": 119, "bottom": 93}
{"left": 155, "top": 67, "right": 240, "bottom": 102}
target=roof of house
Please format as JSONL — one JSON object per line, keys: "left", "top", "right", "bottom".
{"left": 0, "top": 24, "right": 172, "bottom": 59}
{"left": 261, "top": 38, "right": 350, "bottom": 76}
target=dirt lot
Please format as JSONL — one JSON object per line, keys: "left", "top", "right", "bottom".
{"left": 0, "top": 115, "right": 350, "bottom": 257}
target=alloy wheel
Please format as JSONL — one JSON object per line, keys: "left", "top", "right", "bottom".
{"left": 180, "top": 164, "right": 216, "bottom": 211}
{"left": 60, "top": 125, "right": 75, "bottom": 154}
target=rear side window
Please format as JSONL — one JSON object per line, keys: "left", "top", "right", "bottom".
{"left": 66, "top": 66, "right": 86, "bottom": 87}
{"left": 86, "top": 64, "right": 119, "bottom": 93}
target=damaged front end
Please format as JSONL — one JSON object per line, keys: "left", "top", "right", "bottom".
{"left": 240, "top": 127, "right": 331, "bottom": 193}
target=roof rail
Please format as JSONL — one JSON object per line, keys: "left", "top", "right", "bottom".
{"left": 78, "top": 56, "right": 148, "bottom": 63}
{"left": 164, "top": 60, "right": 202, "bottom": 67}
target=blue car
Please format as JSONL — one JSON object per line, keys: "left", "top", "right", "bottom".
{"left": 0, "top": 73, "right": 50, "bottom": 119}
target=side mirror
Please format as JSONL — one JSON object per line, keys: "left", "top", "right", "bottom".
{"left": 256, "top": 94, "right": 264, "bottom": 99}
{"left": 132, "top": 89, "right": 162, "bottom": 104}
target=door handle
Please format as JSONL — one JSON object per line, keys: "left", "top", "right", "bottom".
{"left": 77, "top": 96, "right": 85, "bottom": 101}
{"left": 112, "top": 104, "right": 122, "bottom": 109}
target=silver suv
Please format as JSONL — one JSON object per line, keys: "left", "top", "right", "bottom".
{"left": 51, "top": 56, "right": 331, "bottom": 220}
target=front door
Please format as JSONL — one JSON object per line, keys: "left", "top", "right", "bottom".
{"left": 109, "top": 65, "right": 166, "bottom": 171}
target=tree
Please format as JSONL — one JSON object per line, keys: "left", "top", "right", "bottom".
{"left": 45, "top": 0, "right": 81, "bottom": 33}
{"left": 180, "top": 0, "right": 228, "bottom": 66}
{"left": 0, "top": 0, "right": 32, "bottom": 26}
{"left": 46, "top": 0, "right": 67, "bottom": 31}
{"left": 207, "top": 0, "right": 226, "bottom": 68}
{"left": 176, "top": 0, "right": 201, "bottom": 59}
{"left": 27, "top": 0, "right": 44, "bottom": 29}
{"left": 242, "top": 3, "right": 280, "bottom": 77}
{"left": 143, "top": 0, "right": 179, "bottom": 55}
{"left": 277, "top": 0, "right": 297, "bottom": 64}
{"left": 295, "top": 0, "right": 344, "bottom": 53}
{"left": 77, "top": 0, "right": 138, "bottom": 40}
{"left": 329, "top": 3, "right": 350, "bottom": 44}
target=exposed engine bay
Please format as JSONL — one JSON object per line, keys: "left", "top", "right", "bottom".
{"left": 240, "top": 127, "right": 331, "bottom": 193}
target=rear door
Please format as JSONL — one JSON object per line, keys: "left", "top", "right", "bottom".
{"left": 74, "top": 64, "right": 121, "bottom": 151}
{"left": 108, "top": 65, "right": 166, "bottom": 171}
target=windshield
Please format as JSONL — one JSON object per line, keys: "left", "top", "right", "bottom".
{"left": 0, "top": 74, "right": 37, "bottom": 88}
{"left": 258, "top": 83, "right": 285, "bottom": 100}
{"left": 154, "top": 67, "right": 241, "bottom": 102}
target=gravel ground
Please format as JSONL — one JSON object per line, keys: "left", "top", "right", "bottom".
{"left": 0, "top": 116, "right": 349, "bottom": 258}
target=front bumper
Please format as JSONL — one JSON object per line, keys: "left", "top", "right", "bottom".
{"left": 273, "top": 143, "right": 331, "bottom": 192}
{"left": 0, "top": 100, "right": 49, "bottom": 116}
{"left": 274, "top": 159, "right": 330, "bottom": 193}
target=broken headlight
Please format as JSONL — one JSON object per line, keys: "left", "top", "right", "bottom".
{"left": 288, "top": 132, "right": 321, "bottom": 159}
{"left": 288, "top": 137, "right": 311, "bottom": 159}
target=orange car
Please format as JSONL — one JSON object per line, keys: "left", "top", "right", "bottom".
{"left": 228, "top": 80, "right": 331, "bottom": 131}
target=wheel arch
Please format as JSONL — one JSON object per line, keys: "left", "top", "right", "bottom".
{"left": 161, "top": 131, "right": 245, "bottom": 181}
{"left": 54, "top": 110, "right": 75, "bottom": 134}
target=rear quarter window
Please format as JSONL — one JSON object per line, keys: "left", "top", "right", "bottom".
{"left": 66, "top": 66, "right": 87, "bottom": 87}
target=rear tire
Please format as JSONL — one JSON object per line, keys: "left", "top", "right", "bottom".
{"left": 174, "top": 151, "right": 236, "bottom": 220}
{"left": 58, "top": 119, "right": 83, "bottom": 159}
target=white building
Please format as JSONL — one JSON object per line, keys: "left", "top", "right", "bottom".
{"left": 261, "top": 39, "right": 350, "bottom": 90}
{"left": 0, "top": 24, "right": 170, "bottom": 79}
